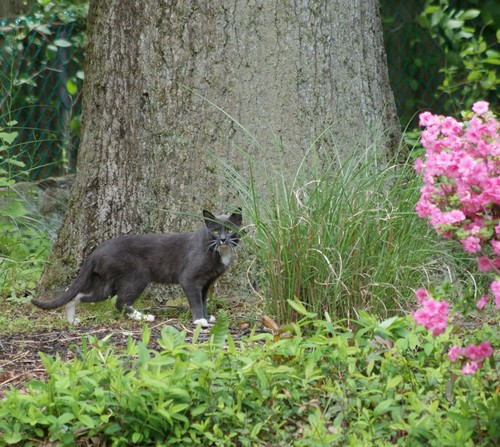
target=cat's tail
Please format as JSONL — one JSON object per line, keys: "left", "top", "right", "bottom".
{"left": 31, "top": 259, "right": 94, "bottom": 310}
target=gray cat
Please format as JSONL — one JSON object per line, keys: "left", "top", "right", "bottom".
{"left": 32, "top": 209, "right": 242, "bottom": 327}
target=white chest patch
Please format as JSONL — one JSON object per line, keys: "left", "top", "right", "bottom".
{"left": 218, "top": 245, "right": 233, "bottom": 266}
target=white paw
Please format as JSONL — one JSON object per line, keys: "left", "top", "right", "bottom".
{"left": 193, "top": 318, "right": 210, "bottom": 328}
{"left": 129, "top": 309, "right": 155, "bottom": 322}
{"left": 209, "top": 315, "right": 216, "bottom": 324}
{"left": 70, "top": 317, "right": 81, "bottom": 325}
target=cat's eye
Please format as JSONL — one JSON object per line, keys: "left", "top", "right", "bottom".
{"left": 212, "top": 229, "right": 220, "bottom": 235}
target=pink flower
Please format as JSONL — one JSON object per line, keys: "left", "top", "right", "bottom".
{"left": 461, "top": 236, "right": 482, "bottom": 253}
{"left": 415, "top": 288, "right": 429, "bottom": 303}
{"left": 477, "top": 257, "right": 493, "bottom": 272}
{"left": 491, "top": 240, "right": 500, "bottom": 256}
{"left": 472, "top": 101, "right": 489, "bottom": 115}
{"left": 448, "top": 345, "right": 463, "bottom": 361}
{"left": 441, "top": 117, "right": 463, "bottom": 136}
{"left": 439, "top": 210, "right": 466, "bottom": 226}
{"left": 491, "top": 280, "right": 500, "bottom": 309}
{"left": 450, "top": 341, "right": 493, "bottom": 375}
{"left": 412, "top": 296, "right": 449, "bottom": 336}
{"left": 463, "top": 341, "right": 493, "bottom": 361}
{"left": 414, "top": 157, "right": 424, "bottom": 174}
{"left": 462, "top": 361, "right": 482, "bottom": 375}
{"left": 419, "top": 111, "right": 437, "bottom": 127}
{"left": 476, "top": 294, "right": 489, "bottom": 310}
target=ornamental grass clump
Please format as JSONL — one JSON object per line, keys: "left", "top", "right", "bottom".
{"left": 225, "top": 134, "right": 453, "bottom": 324}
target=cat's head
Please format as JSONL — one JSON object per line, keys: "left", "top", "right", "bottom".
{"left": 203, "top": 209, "right": 242, "bottom": 259}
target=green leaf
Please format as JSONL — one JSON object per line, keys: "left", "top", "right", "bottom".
{"left": 137, "top": 342, "right": 150, "bottom": 365}
{"left": 408, "top": 332, "right": 419, "bottom": 350}
{"left": 0, "top": 178, "right": 15, "bottom": 187}
{"left": 462, "top": 9, "right": 480, "bottom": 20}
{"left": 78, "top": 414, "right": 96, "bottom": 428}
{"left": 287, "top": 298, "right": 317, "bottom": 318}
{"left": 3, "top": 430, "right": 23, "bottom": 444}
{"left": 54, "top": 38, "right": 72, "bottom": 48}
{"left": 34, "top": 24, "right": 52, "bottom": 34}
{"left": 159, "top": 326, "right": 184, "bottom": 352}
{"left": 251, "top": 422, "right": 264, "bottom": 438}
{"left": 0, "top": 131, "right": 18, "bottom": 145}
{"left": 1, "top": 200, "right": 29, "bottom": 218}
{"left": 6, "top": 158, "right": 25, "bottom": 168}
{"left": 210, "top": 310, "right": 228, "bottom": 347}
{"left": 483, "top": 57, "right": 500, "bottom": 65}
{"left": 386, "top": 375, "right": 403, "bottom": 390}
{"left": 447, "top": 19, "right": 464, "bottom": 29}
{"left": 373, "top": 399, "right": 394, "bottom": 417}
{"left": 430, "top": 9, "right": 442, "bottom": 28}
{"left": 58, "top": 413, "right": 75, "bottom": 424}
{"left": 66, "top": 79, "right": 78, "bottom": 95}
{"left": 378, "top": 316, "right": 398, "bottom": 330}
{"left": 142, "top": 322, "right": 151, "bottom": 346}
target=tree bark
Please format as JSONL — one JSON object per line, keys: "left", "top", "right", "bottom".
{"left": 0, "top": 0, "right": 34, "bottom": 19}
{"left": 37, "top": 0, "right": 400, "bottom": 296}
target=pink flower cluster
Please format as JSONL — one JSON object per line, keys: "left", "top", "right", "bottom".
{"left": 413, "top": 101, "right": 499, "bottom": 374}
{"left": 415, "top": 102, "right": 500, "bottom": 310}
{"left": 415, "top": 101, "right": 500, "bottom": 261}
{"left": 412, "top": 289, "right": 449, "bottom": 336}
{"left": 448, "top": 341, "right": 493, "bottom": 374}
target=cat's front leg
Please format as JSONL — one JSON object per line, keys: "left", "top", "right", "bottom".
{"left": 202, "top": 285, "right": 217, "bottom": 325}
{"left": 182, "top": 284, "right": 211, "bottom": 327}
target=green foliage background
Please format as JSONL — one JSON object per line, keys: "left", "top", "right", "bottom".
{"left": 382, "top": 0, "right": 499, "bottom": 126}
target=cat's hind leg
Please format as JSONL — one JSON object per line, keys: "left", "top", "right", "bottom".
{"left": 66, "top": 277, "right": 113, "bottom": 324}
{"left": 127, "top": 308, "right": 155, "bottom": 322}
{"left": 114, "top": 279, "right": 154, "bottom": 322}
{"left": 64, "top": 292, "right": 90, "bottom": 324}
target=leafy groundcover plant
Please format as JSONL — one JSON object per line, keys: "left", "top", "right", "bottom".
{"left": 0, "top": 307, "right": 498, "bottom": 446}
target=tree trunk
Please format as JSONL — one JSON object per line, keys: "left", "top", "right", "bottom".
{"left": 0, "top": 0, "right": 34, "bottom": 19}
{"left": 37, "top": 0, "right": 400, "bottom": 297}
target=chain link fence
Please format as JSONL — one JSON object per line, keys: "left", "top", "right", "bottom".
{"left": 381, "top": 0, "right": 444, "bottom": 127}
{"left": 1, "top": 16, "right": 85, "bottom": 180}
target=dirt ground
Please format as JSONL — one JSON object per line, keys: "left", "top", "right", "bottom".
{"left": 0, "top": 299, "right": 264, "bottom": 399}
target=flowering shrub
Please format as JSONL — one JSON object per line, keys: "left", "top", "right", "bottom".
{"left": 414, "top": 101, "right": 499, "bottom": 373}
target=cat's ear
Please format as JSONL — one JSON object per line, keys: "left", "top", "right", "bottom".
{"left": 203, "top": 210, "right": 216, "bottom": 227}
{"left": 229, "top": 208, "right": 242, "bottom": 227}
